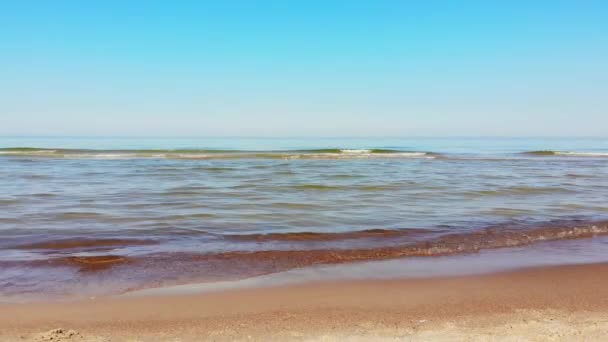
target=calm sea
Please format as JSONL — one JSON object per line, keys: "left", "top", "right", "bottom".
{"left": 1, "top": 137, "right": 608, "bottom": 300}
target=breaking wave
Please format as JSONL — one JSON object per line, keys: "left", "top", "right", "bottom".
{"left": 0, "top": 147, "right": 435, "bottom": 160}
{"left": 18, "top": 220, "right": 608, "bottom": 274}
{"left": 225, "top": 228, "right": 429, "bottom": 242}
{"left": 523, "top": 150, "right": 608, "bottom": 157}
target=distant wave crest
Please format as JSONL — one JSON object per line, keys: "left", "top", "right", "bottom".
{"left": 4, "top": 147, "right": 608, "bottom": 160}
{"left": 0, "top": 147, "right": 435, "bottom": 160}
{"left": 523, "top": 150, "right": 608, "bottom": 157}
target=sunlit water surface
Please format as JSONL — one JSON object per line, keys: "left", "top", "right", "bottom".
{"left": 1, "top": 137, "right": 607, "bottom": 300}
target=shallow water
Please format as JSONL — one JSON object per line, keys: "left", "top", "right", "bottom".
{"left": 1, "top": 137, "right": 607, "bottom": 300}
{"left": 126, "top": 235, "right": 608, "bottom": 298}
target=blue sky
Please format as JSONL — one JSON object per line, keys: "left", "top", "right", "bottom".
{"left": 1, "top": 1, "right": 607, "bottom": 136}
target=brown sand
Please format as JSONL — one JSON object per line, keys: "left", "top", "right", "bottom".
{"left": 2, "top": 263, "right": 608, "bottom": 341}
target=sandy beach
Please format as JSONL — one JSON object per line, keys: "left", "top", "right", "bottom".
{"left": 3, "top": 0, "right": 608, "bottom": 339}
{"left": 1, "top": 262, "right": 608, "bottom": 341}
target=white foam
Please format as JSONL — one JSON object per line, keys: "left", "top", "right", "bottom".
{"left": 555, "top": 152, "right": 608, "bottom": 157}
{"left": 173, "top": 153, "right": 211, "bottom": 159}
{"left": 67, "top": 153, "right": 136, "bottom": 159}
{"left": 394, "top": 152, "right": 428, "bottom": 157}
{"left": 0, "top": 149, "right": 435, "bottom": 160}
{"left": 294, "top": 151, "right": 432, "bottom": 160}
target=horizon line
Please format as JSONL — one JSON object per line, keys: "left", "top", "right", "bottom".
{"left": 1, "top": 135, "right": 607, "bottom": 139}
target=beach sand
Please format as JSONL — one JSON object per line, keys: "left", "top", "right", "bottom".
{"left": 2, "top": 263, "right": 608, "bottom": 341}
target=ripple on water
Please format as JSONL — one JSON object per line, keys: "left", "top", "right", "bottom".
{"left": 3, "top": 220, "right": 608, "bottom": 299}
{"left": 55, "top": 212, "right": 107, "bottom": 220}
{"left": 15, "top": 238, "right": 158, "bottom": 251}
{"left": 464, "top": 186, "right": 576, "bottom": 198}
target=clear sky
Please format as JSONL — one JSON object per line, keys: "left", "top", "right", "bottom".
{"left": 1, "top": 1, "right": 607, "bottom": 137}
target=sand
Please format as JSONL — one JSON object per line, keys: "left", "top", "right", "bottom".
{"left": 1, "top": 263, "right": 608, "bottom": 341}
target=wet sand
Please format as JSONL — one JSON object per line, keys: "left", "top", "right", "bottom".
{"left": 2, "top": 263, "right": 608, "bottom": 341}
{"left": 4, "top": 221, "right": 608, "bottom": 299}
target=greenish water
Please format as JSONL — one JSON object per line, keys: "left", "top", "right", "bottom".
{"left": 1, "top": 137, "right": 607, "bottom": 300}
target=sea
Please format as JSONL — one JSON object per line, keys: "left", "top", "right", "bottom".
{"left": 1, "top": 136, "right": 607, "bottom": 301}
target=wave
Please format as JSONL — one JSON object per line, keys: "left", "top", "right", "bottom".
{"left": 0, "top": 147, "right": 58, "bottom": 153}
{"left": 23, "top": 220, "right": 608, "bottom": 275}
{"left": 465, "top": 186, "right": 574, "bottom": 197}
{"left": 225, "top": 228, "right": 429, "bottom": 242}
{"left": 523, "top": 150, "right": 608, "bottom": 157}
{"left": 4, "top": 220, "right": 608, "bottom": 300}
{"left": 16, "top": 238, "right": 157, "bottom": 251}
{"left": 62, "top": 255, "right": 130, "bottom": 272}
{"left": 290, "top": 184, "right": 345, "bottom": 191}
{"left": 3, "top": 147, "right": 608, "bottom": 160}
{"left": 0, "top": 147, "right": 435, "bottom": 160}
{"left": 186, "top": 221, "right": 608, "bottom": 271}
{"left": 55, "top": 212, "right": 108, "bottom": 220}
{"left": 292, "top": 148, "right": 411, "bottom": 154}
{"left": 0, "top": 198, "right": 19, "bottom": 205}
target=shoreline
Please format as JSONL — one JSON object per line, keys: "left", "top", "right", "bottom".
{"left": 4, "top": 220, "right": 608, "bottom": 302}
{"left": 5, "top": 233, "right": 608, "bottom": 304}
{"left": 2, "top": 262, "right": 608, "bottom": 341}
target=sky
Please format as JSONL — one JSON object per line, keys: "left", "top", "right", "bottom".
{"left": 1, "top": 1, "right": 607, "bottom": 137}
